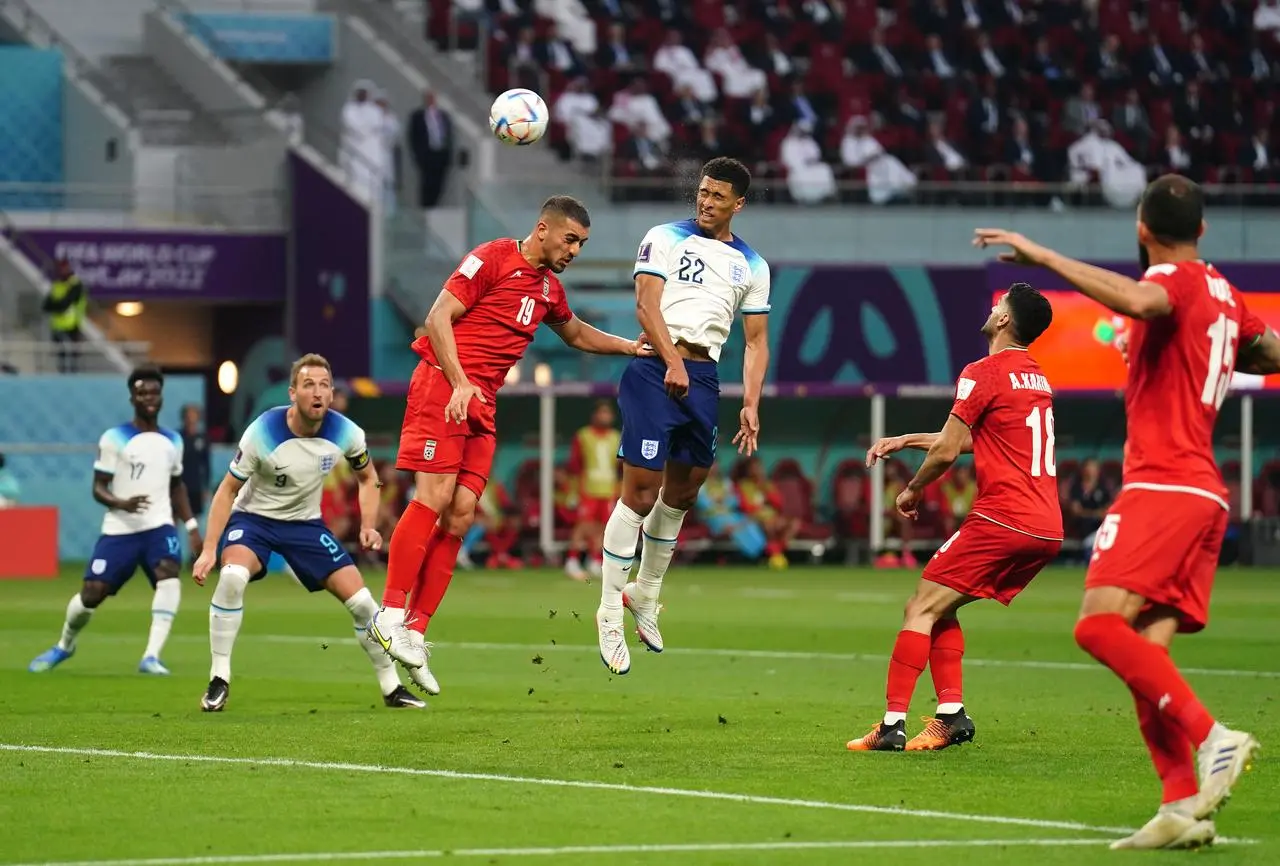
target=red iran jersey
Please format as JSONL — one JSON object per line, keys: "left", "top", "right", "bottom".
{"left": 412, "top": 239, "right": 574, "bottom": 397}
{"left": 949, "top": 348, "right": 1063, "bottom": 540}
{"left": 1122, "top": 260, "right": 1267, "bottom": 505}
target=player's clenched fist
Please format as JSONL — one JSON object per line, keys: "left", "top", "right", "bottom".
{"left": 895, "top": 486, "right": 922, "bottom": 520}
{"left": 664, "top": 360, "right": 690, "bottom": 399}
{"left": 866, "top": 436, "right": 908, "bottom": 467}
{"left": 359, "top": 527, "right": 383, "bottom": 551}
{"left": 445, "top": 381, "right": 486, "bottom": 424}
{"left": 192, "top": 549, "right": 216, "bottom": 586}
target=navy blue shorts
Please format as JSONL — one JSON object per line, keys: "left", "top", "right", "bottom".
{"left": 617, "top": 356, "right": 720, "bottom": 471}
{"left": 221, "top": 512, "right": 354, "bottom": 592}
{"left": 84, "top": 525, "right": 181, "bottom": 594}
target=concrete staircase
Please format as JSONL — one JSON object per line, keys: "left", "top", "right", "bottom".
{"left": 100, "top": 55, "right": 235, "bottom": 146}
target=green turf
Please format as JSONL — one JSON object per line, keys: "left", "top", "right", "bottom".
{"left": 0, "top": 565, "right": 1277, "bottom": 865}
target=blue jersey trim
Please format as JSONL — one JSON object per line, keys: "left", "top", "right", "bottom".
{"left": 740, "top": 308, "right": 770, "bottom": 315}
{"left": 228, "top": 466, "right": 249, "bottom": 481}
{"left": 633, "top": 268, "right": 668, "bottom": 280}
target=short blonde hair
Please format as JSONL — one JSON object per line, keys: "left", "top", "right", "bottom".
{"left": 290, "top": 353, "right": 333, "bottom": 387}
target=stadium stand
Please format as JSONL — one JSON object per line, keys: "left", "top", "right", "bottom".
{"left": 430, "top": 0, "right": 1280, "bottom": 201}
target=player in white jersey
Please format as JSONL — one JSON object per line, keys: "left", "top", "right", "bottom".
{"left": 596, "top": 157, "right": 772, "bottom": 674}
{"left": 29, "top": 366, "right": 202, "bottom": 676}
{"left": 192, "top": 354, "right": 423, "bottom": 711}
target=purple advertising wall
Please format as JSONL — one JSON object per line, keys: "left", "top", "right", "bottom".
{"left": 289, "top": 151, "right": 371, "bottom": 377}
{"left": 988, "top": 261, "right": 1280, "bottom": 294}
{"left": 13, "top": 229, "right": 286, "bottom": 301}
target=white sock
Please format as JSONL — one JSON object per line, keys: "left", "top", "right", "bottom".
{"left": 936, "top": 702, "right": 964, "bottom": 715}
{"left": 636, "top": 493, "right": 686, "bottom": 603}
{"left": 379, "top": 605, "right": 405, "bottom": 625}
{"left": 144, "top": 579, "right": 181, "bottom": 660}
{"left": 1201, "top": 721, "right": 1230, "bottom": 748}
{"left": 345, "top": 587, "right": 400, "bottom": 694}
{"left": 57, "top": 593, "right": 93, "bottom": 652}
{"left": 599, "top": 501, "right": 644, "bottom": 621}
{"left": 883, "top": 711, "right": 906, "bottom": 725}
{"left": 209, "top": 564, "right": 249, "bottom": 682}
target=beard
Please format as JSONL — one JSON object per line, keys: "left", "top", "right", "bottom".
{"left": 1138, "top": 242, "right": 1150, "bottom": 272}
{"left": 980, "top": 317, "right": 996, "bottom": 340}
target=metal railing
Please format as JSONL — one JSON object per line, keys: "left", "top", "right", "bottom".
{"left": 0, "top": 339, "right": 151, "bottom": 374}
{"left": 0, "top": 182, "right": 287, "bottom": 228}
{"left": 0, "top": 0, "right": 138, "bottom": 125}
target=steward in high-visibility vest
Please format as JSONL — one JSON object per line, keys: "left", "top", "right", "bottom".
{"left": 42, "top": 259, "right": 87, "bottom": 372}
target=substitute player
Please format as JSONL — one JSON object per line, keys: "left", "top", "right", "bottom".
{"left": 192, "top": 354, "right": 422, "bottom": 711}
{"left": 371, "top": 196, "right": 648, "bottom": 691}
{"left": 976, "top": 174, "right": 1271, "bottom": 849}
{"left": 596, "top": 157, "right": 771, "bottom": 676}
{"left": 29, "top": 366, "right": 201, "bottom": 676}
{"left": 847, "top": 282, "right": 1060, "bottom": 752}
{"left": 564, "top": 400, "right": 622, "bottom": 581}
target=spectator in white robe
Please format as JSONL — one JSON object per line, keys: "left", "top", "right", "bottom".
{"left": 607, "top": 79, "right": 671, "bottom": 147}
{"left": 704, "top": 29, "right": 768, "bottom": 99}
{"left": 840, "top": 116, "right": 917, "bottom": 204}
{"left": 653, "top": 31, "right": 717, "bottom": 103}
{"left": 533, "top": 0, "right": 597, "bottom": 55}
{"left": 340, "top": 80, "right": 385, "bottom": 204}
{"left": 1068, "top": 120, "right": 1147, "bottom": 207}
{"left": 780, "top": 121, "right": 837, "bottom": 203}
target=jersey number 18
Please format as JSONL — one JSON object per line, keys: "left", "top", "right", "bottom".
{"left": 1025, "top": 406, "right": 1057, "bottom": 478}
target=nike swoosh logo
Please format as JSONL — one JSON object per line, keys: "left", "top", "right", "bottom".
{"left": 273, "top": 465, "right": 289, "bottom": 471}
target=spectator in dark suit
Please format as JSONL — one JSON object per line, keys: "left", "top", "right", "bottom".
{"left": 857, "top": 29, "right": 906, "bottom": 79}
{"left": 1242, "top": 129, "right": 1276, "bottom": 182}
{"left": 966, "top": 78, "right": 1003, "bottom": 150}
{"left": 1069, "top": 458, "right": 1112, "bottom": 555}
{"left": 970, "top": 31, "right": 1008, "bottom": 79}
{"left": 1176, "top": 80, "right": 1215, "bottom": 159}
{"left": 742, "top": 87, "right": 776, "bottom": 157}
{"left": 1005, "top": 116, "right": 1043, "bottom": 179}
{"left": 1025, "top": 35, "right": 1066, "bottom": 83}
{"left": 1111, "top": 87, "right": 1153, "bottom": 160}
{"left": 1184, "top": 31, "right": 1225, "bottom": 86}
{"left": 539, "top": 24, "right": 587, "bottom": 77}
{"left": 407, "top": 91, "right": 452, "bottom": 209}
{"left": 596, "top": 22, "right": 639, "bottom": 71}
{"left": 1142, "top": 32, "right": 1183, "bottom": 88}
{"left": 1090, "top": 33, "right": 1129, "bottom": 90}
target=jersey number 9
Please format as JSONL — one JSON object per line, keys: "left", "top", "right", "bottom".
{"left": 274, "top": 473, "right": 287, "bottom": 488}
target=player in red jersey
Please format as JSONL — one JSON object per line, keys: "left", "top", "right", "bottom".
{"left": 847, "top": 282, "right": 1060, "bottom": 753}
{"left": 975, "top": 174, "right": 1280, "bottom": 849}
{"left": 367, "top": 196, "right": 649, "bottom": 694}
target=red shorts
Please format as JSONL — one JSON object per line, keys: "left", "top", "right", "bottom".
{"left": 1085, "top": 487, "right": 1229, "bottom": 633}
{"left": 395, "top": 361, "right": 497, "bottom": 497}
{"left": 577, "top": 495, "right": 614, "bottom": 524}
{"left": 923, "top": 514, "right": 1061, "bottom": 606}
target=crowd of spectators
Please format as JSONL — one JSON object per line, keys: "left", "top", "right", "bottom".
{"left": 431, "top": 0, "right": 1280, "bottom": 203}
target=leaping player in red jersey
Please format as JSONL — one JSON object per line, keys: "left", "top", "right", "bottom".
{"left": 367, "top": 196, "right": 650, "bottom": 694}
{"left": 976, "top": 174, "right": 1280, "bottom": 850}
{"left": 847, "top": 282, "right": 1061, "bottom": 753}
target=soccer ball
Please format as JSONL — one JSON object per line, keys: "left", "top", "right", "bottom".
{"left": 489, "top": 88, "right": 549, "bottom": 146}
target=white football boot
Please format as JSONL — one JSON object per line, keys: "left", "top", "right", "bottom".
{"left": 404, "top": 630, "right": 441, "bottom": 695}
{"left": 1194, "top": 726, "right": 1260, "bottom": 819}
{"left": 367, "top": 608, "right": 425, "bottom": 669}
{"left": 597, "top": 609, "right": 630, "bottom": 675}
{"left": 1109, "top": 809, "right": 1216, "bottom": 850}
{"left": 621, "top": 583, "right": 663, "bottom": 653}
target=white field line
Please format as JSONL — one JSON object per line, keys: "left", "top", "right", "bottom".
{"left": 38, "top": 631, "right": 1280, "bottom": 679}
{"left": 0, "top": 744, "right": 1136, "bottom": 836}
{"left": 1, "top": 838, "right": 1123, "bottom": 866}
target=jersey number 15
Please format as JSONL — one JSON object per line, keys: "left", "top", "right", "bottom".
{"left": 1201, "top": 313, "right": 1240, "bottom": 411}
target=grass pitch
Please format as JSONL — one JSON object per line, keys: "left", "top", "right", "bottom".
{"left": 0, "top": 565, "right": 1276, "bottom": 865}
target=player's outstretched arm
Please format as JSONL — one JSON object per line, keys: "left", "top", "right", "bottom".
{"left": 866, "top": 428, "right": 973, "bottom": 466}
{"left": 895, "top": 416, "right": 970, "bottom": 519}
{"left": 734, "top": 314, "right": 769, "bottom": 456}
{"left": 352, "top": 461, "right": 384, "bottom": 551}
{"left": 547, "top": 315, "right": 646, "bottom": 356}
{"left": 973, "top": 228, "right": 1171, "bottom": 319}
{"left": 1238, "top": 327, "right": 1280, "bottom": 375}
{"left": 193, "top": 473, "right": 246, "bottom": 585}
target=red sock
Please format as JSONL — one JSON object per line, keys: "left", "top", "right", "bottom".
{"left": 929, "top": 618, "right": 965, "bottom": 707}
{"left": 381, "top": 500, "right": 440, "bottom": 609}
{"left": 1132, "top": 685, "right": 1199, "bottom": 804}
{"left": 886, "top": 629, "right": 931, "bottom": 714}
{"left": 406, "top": 526, "right": 463, "bottom": 635}
{"left": 567, "top": 546, "right": 581, "bottom": 561}
{"left": 1074, "top": 614, "right": 1215, "bottom": 746}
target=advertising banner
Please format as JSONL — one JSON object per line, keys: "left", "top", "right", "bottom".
{"left": 181, "top": 13, "right": 336, "bottom": 63}
{"left": 289, "top": 151, "right": 371, "bottom": 376}
{"left": 989, "top": 262, "right": 1280, "bottom": 391}
{"left": 12, "top": 229, "right": 286, "bottom": 302}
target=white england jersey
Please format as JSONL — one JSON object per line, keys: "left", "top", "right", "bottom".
{"left": 94, "top": 423, "right": 183, "bottom": 536}
{"left": 632, "top": 218, "right": 771, "bottom": 361}
{"left": 228, "top": 407, "right": 369, "bottom": 522}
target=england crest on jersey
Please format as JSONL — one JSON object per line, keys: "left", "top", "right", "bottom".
{"left": 319, "top": 454, "right": 336, "bottom": 473}
{"left": 730, "top": 262, "right": 747, "bottom": 286}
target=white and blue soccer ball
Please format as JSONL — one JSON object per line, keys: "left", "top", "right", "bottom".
{"left": 489, "top": 88, "right": 549, "bottom": 146}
